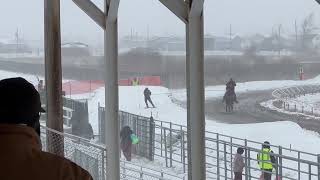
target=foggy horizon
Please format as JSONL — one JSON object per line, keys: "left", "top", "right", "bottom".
{"left": 0, "top": 0, "right": 319, "bottom": 46}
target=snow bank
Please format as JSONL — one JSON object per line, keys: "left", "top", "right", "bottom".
{"left": 172, "top": 75, "right": 320, "bottom": 101}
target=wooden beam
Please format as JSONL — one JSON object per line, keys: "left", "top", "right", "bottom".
{"left": 159, "top": 0, "right": 188, "bottom": 24}
{"left": 72, "top": 0, "right": 106, "bottom": 29}
{"left": 190, "top": 0, "right": 204, "bottom": 17}
{"left": 106, "top": 0, "right": 120, "bottom": 22}
{"left": 44, "top": 0, "right": 64, "bottom": 156}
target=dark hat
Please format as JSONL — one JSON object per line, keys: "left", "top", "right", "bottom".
{"left": 0, "top": 77, "right": 45, "bottom": 124}
{"left": 262, "top": 141, "right": 271, "bottom": 149}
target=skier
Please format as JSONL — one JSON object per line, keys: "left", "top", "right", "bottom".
{"left": 144, "top": 87, "right": 156, "bottom": 108}
{"left": 120, "top": 126, "right": 134, "bottom": 161}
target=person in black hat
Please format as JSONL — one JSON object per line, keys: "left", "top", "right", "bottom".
{"left": 0, "top": 77, "right": 93, "bottom": 180}
{"left": 0, "top": 77, "right": 45, "bottom": 135}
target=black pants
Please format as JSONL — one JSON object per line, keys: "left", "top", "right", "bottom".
{"left": 262, "top": 169, "right": 272, "bottom": 180}
{"left": 145, "top": 97, "right": 155, "bottom": 108}
{"left": 234, "top": 172, "right": 242, "bottom": 180}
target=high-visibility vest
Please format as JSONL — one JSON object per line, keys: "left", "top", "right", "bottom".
{"left": 132, "top": 78, "right": 139, "bottom": 86}
{"left": 258, "top": 148, "right": 273, "bottom": 170}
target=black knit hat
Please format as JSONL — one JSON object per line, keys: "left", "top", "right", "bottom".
{"left": 0, "top": 77, "right": 45, "bottom": 125}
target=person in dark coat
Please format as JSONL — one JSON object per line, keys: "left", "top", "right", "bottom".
{"left": 0, "top": 77, "right": 93, "bottom": 180}
{"left": 225, "top": 78, "right": 238, "bottom": 103}
{"left": 143, "top": 87, "right": 156, "bottom": 108}
{"left": 120, "top": 126, "right": 134, "bottom": 161}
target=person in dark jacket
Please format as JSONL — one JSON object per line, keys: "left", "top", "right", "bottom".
{"left": 0, "top": 77, "right": 93, "bottom": 180}
{"left": 120, "top": 126, "right": 134, "bottom": 161}
{"left": 225, "top": 78, "right": 238, "bottom": 103}
{"left": 257, "top": 141, "right": 276, "bottom": 180}
{"left": 143, "top": 87, "right": 156, "bottom": 108}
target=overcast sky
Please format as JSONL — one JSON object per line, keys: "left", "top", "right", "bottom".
{"left": 0, "top": 0, "right": 319, "bottom": 46}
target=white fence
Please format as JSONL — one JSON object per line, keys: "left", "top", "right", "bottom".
{"left": 272, "top": 85, "right": 320, "bottom": 117}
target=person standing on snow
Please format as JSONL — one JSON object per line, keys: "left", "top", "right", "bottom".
{"left": 120, "top": 126, "right": 134, "bottom": 161}
{"left": 233, "top": 147, "right": 245, "bottom": 180}
{"left": 257, "top": 141, "right": 276, "bottom": 180}
{"left": 143, "top": 87, "right": 156, "bottom": 108}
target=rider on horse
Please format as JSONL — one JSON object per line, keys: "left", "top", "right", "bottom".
{"left": 225, "top": 78, "right": 238, "bottom": 103}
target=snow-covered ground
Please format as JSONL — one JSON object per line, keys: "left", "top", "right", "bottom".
{"left": 2, "top": 70, "right": 320, "bottom": 179}
{"left": 2, "top": 69, "right": 320, "bottom": 154}
{"left": 173, "top": 75, "right": 320, "bottom": 101}
{"left": 261, "top": 93, "right": 320, "bottom": 119}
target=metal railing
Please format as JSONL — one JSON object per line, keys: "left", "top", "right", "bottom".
{"left": 272, "top": 85, "right": 320, "bottom": 117}
{"left": 42, "top": 107, "right": 320, "bottom": 179}
{"left": 40, "top": 125, "right": 183, "bottom": 180}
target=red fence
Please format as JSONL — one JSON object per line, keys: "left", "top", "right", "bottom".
{"left": 61, "top": 76, "right": 161, "bottom": 95}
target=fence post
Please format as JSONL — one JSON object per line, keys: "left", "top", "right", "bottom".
{"left": 302, "top": 106, "right": 304, "bottom": 113}
{"left": 169, "top": 122, "right": 173, "bottom": 168}
{"left": 182, "top": 130, "right": 186, "bottom": 173}
{"left": 149, "top": 116, "right": 155, "bottom": 161}
{"left": 164, "top": 128, "right": 168, "bottom": 167}
{"left": 278, "top": 146, "right": 283, "bottom": 179}
{"left": 230, "top": 137, "right": 234, "bottom": 180}
{"left": 283, "top": 102, "right": 286, "bottom": 110}
{"left": 224, "top": 142, "right": 227, "bottom": 179}
{"left": 298, "top": 152, "right": 301, "bottom": 180}
{"left": 309, "top": 164, "right": 312, "bottom": 180}
{"left": 248, "top": 149, "right": 251, "bottom": 178}
{"left": 102, "top": 150, "right": 106, "bottom": 180}
{"left": 161, "top": 122, "right": 163, "bottom": 157}
{"left": 217, "top": 134, "right": 220, "bottom": 180}
{"left": 244, "top": 139, "right": 249, "bottom": 180}
{"left": 318, "top": 154, "right": 320, "bottom": 180}
{"left": 140, "top": 166, "right": 143, "bottom": 179}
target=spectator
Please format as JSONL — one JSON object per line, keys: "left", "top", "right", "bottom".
{"left": 257, "top": 141, "right": 276, "bottom": 180}
{"left": 143, "top": 87, "right": 156, "bottom": 108}
{"left": 0, "top": 77, "right": 92, "bottom": 180}
{"left": 120, "top": 126, "right": 134, "bottom": 161}
{"left": 233, "top": 147, "right": 245, "bottom": 180}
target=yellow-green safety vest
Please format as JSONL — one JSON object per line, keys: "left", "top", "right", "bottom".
{"left": 132, "top": 79, "right": 139, "bottom": 86}
{"left": 258, "top": 148, "right": 273, "bottom": 170}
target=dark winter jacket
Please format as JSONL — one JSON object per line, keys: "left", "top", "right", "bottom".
{"left": 0, "top": 124, "right": 93, "bottom": 180}
{"left": 144, "top": 88, "right": 152, "bottom": 98}
{"left": 226, "top": 80, "right": 236, "bottom": 91}
{"left": 120, "top": 126, "right": 133, "bottom": 145}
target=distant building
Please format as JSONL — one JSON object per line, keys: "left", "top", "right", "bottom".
{"left": 0, "top": 38, "right": 32, "bottom": 54}
{"left": 61, "top": 42, "right": 90, "bottom": 57}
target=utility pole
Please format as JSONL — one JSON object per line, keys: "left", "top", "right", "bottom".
{"left": 278, "top": 24, "right": 282, "bottom": 56}
{"left": 229, "top": 24, "right": 232, "bottom": 51}
{"left": 295, "top": 20, "right": 298, "bottom": 51}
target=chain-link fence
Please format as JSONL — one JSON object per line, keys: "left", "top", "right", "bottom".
{"left": 40, "top": 125, "right": 184, "bottom": 180}
{"left": 40, "top": 125, "right": 105, "bottom": 180}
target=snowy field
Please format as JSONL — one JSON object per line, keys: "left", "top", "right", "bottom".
{"left": 173, "top": 75, "right": 320, "bottom": 101}
{"left": 2, "top": 69, "right": 320, "bottom": 154}
{"left": 2, "top": 70, "right": 320, "bottom": 179}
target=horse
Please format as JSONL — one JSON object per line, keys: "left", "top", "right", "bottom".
{"left": 223, "top": 92, "right": 236, "bottom": 112}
